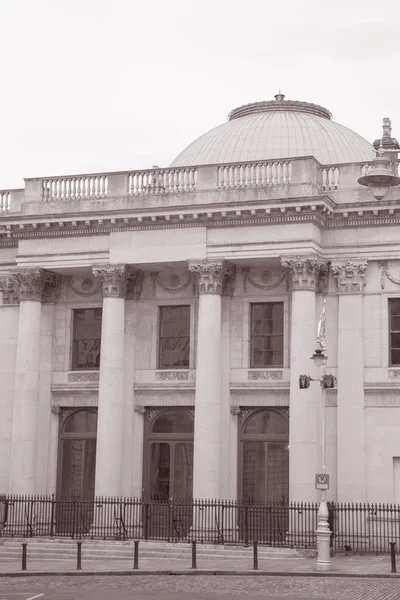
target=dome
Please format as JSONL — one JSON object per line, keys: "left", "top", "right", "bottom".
{"left": 171, "top": 94, "right": 375, "bottom": 167}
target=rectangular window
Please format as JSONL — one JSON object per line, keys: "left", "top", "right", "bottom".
{"left": 158, "top": 305, "right": 190, "bottom": 369}
{"left": 72, "top": 308, "right": 102, "bottom": 370}
{"left": 250, "top": 302, "right": 284, "bottom": 368}
{"left": 389, "top": 299, "right": 400, "bottom": 366}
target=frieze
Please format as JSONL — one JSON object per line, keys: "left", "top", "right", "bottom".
{"left": 68, "top": 372, "right": 99, "bottom": 383}
{"left": 242, "top": 267, "right": 286, "bottom": 293}
{"left": 379, "top": 261, "right": 400, "bottom": 290}
{"left": 247, "top": 370, "right": 283, "bottom": 381}
{"left": 331, "top": 260, "right": 368, "bottom": 294}
{"left": 155, "top": 371, "right": 189, "bottom": 381}
{"left": 151, "top": 271, "right": 195, "bottom": 296}
{"left": 280, "top": 255, "right": 328, "bottom": 292}
{"left": 67, "top": 276, "right": 102, "bottom": 297}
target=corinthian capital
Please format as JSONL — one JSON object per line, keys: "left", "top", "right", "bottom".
{"left": 93, "top": 264, "right": 145, "bottom": 299}
{"left": 280, "top": 255, "right": 328, "bottom": 292}
{"left": 331, "top": 260, "right": 367, "bottom": 294}
{"left": 3, "top": 269, "right": 62, "bottom": 303}
{"left": 188, "top": 260, "right": 226, "bottom": 295}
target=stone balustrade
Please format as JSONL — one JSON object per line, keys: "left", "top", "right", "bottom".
{"left": 42, "top": 175, "right": 108, "bottom": 201}
{"left": 0, "top": 158, "right": 376, "bottom": 216}
{"left": 128, "top": 167, "right": 197, "bottom": 195}
{"left": 0, "top": 191, "right": 11, "bottom": 212}
{"left": 218, "top": 160, "right": 292, "bottom": 188}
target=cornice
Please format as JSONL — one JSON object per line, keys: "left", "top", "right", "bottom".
{"left": 4, "top": 199, "right": 400, "bottom": 247}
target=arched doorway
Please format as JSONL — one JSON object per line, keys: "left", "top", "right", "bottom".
{"left": 56, "top": 408, "right": 97, "bottom": 534}
{"left": 144, "top": 408, "right": 194, "bottom": 539}
{"left": 239, "top": 409, "right": 289, "bottom": 543}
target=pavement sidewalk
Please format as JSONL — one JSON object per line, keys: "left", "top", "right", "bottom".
{"left": 0, "top": 555, "right": 398, "bottom": 578}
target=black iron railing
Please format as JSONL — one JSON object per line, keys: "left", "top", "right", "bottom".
{"left": 1, "top": 496, "right": 400, "bottom": 554}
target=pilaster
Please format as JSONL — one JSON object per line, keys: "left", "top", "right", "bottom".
{"left": 332, "top": 260, "right": 367, "bottom": 502}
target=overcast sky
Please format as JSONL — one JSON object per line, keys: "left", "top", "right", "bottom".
{"left": 1, "top": 0, "right": 400, "bottom": 189}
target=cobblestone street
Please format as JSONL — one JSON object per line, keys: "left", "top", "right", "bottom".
{"left": 1, "top": 575, "right": 400, "bottom": 600}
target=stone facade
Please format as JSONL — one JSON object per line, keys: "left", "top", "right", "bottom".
{"left": 2, "top": 98, "right": 400, "bottom": 505}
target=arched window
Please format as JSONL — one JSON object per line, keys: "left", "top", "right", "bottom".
{"left": 145, "top": 409, "right": 194, "bottom": 501}
{"left": 57, "top": 408, "right": 97, "bottom": 500}
{"left": 240, "top": 409, "right": 289, "bottom": 503}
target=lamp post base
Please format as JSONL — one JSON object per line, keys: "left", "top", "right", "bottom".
{"left": 316, "top": 499, "right": 331, "bottom": 571}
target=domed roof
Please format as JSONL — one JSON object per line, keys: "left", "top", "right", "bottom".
{"left": 171, "top": 94, "right": 374, "bottom": 167}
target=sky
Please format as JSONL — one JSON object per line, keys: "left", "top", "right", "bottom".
{"left": 1, "top": 0, "right": 400, "bottom": 189}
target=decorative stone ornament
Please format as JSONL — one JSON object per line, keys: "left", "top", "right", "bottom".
{"left": 92, "top": 265, "right": 144, "bottom": 299}
{"left": 331, "top": 260, "right": 367, "bottom": 293}
{"left": 280, "top": 255, "right": 328, "bottom": 291}
{"left": 222, "top": 262, "right": 237, "bottom": 297}
{"left": 1, "top": 269, "right": 62, "bottom": 303}
{"left": 189, "top": 261, "right": 225, "bottom": 295}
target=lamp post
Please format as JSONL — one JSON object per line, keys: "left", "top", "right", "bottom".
{"left": 298, "top": 299, "right": 334, "bottom": 571}
{"left": 312, "top": 300, "right": 331, "bottom": 571}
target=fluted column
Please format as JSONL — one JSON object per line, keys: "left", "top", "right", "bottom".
{"left": 92, "top": 265, "right": 143, "bottom": 497}
{"left": 281, "top": 256, "right": 328, "bottom": 503}
{"left": 189, "top": 260, "right": 227, "bottom": 500}
{"left": 332, "top": 259, "right": 367, "bottom": 502}
{"left": 9, "top": 269, "right": 60, "bottom": 494}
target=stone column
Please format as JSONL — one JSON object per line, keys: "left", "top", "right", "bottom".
{"left": 92, "top": 265, "right": 143, "bottom": 498}
{"left": 8, "top": 269, "right": 60, "bottom": 495}
{"left": 281, "top": 256, "right": 328, "bottom": 503}
{"left": 189, "top": 260, "right": 227, "bottom": 500}
{"left": 332, "top": 259, "right": 367, "bottom": 502}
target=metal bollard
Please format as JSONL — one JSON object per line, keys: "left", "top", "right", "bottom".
{"left": 253, "top": 541, "right": 259, "bottom": 570}
{"left": 390, "top": 542, "right": 397, "bottom": 573}
{"left": 133, "top": 540, "right": 139, "bottom": 570}
{"left": 21, "top": 543, "right": 27, "bottom": 571}
{"left": 191, "top": 541, "right": 197, "bottom": 569}
{"left": 76, "top": 541, "right": 82, "bottom": 570}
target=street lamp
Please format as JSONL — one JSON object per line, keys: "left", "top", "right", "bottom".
{"left": 298, "top": 299, "right": 334, "bottom": 571}
{"left": 358, "top": 145, "right": 400, "bottom": 200}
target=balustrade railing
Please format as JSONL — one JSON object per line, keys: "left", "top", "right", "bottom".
{"left": 128, "top": 168, "right": 197, "bottom": 195}
{"left": 0, "top": 191, "right": 11, "bottom": 212}
{"left": 42, "top": 175, "right": 108, "bottom": 201}
{"left": 322, "top": 166, "right": 340, "bottom": 190}
{"left": 218, "top": 161, "right": 292, "bottom": 189}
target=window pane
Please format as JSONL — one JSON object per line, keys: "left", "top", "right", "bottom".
{"left": 159, "top": 306, "right": 190, "bottom": 368}
{"left": 63, "top": 410, "right": 97, "bottom": 434}
{"left": 391, "top": 316, "right": 400, "bottom": 332}
{"left": 391, "top": 333, "right": 400, "bottom": 349}
{"left": 390, "top": 299, "right": 400, "bottom": 316}
{"left": 150, "top": 443, "right": 170, "bottom": 499}
{"left": 266, "top": 442, "right": 289, "bottom": 502}
{"left": 173, "top": 443, "right": 193, "bottom": 499}
{"left": 391, "top": 349, "right": 400, "bottom": 366}
{"left": 244, "top": 411, "right": 289, "bottom": 435}
{"left": 72, "top": 308, "right": 102, "bottom": 370}
{"left": 250, "top": 303, "right": 284, "bottom": 368}
{"left": 242, "top": 441, "right": 266, "bottom": 502}
{"left": 152, "top": 411, "right": 194, "bottom": 434}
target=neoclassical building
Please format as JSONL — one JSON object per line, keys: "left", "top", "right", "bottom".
{"left": 1, "top": 93, "right": 400, "bottom": 510}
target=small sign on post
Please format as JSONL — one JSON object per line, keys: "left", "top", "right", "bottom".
{"left": 315, "top": 474, "right": 330, "bottom": 490}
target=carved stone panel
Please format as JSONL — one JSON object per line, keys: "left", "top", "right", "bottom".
{"left": 331, "top": 260, "right": 368, "bottom": 294}
{"left": 247, "top": 370, "right": 283, "bottom": 380}
{"left": 155, "top": 371, "right": 189, "bottom": 381}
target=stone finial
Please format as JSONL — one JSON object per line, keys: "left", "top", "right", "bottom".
{"left": 383, "top": 118, "right": 392, "bottom": 138}
{"left": 331, "top": 260, "right": 367, "bottom": 294}
{"left": 280, "top": 255, "right": 328, "bottom": 291}
{"left": 2, "top": 269, "right": 62, "bottom": 303}
{"left": 188, "top": 261, "right": 225, "bottom": 295}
